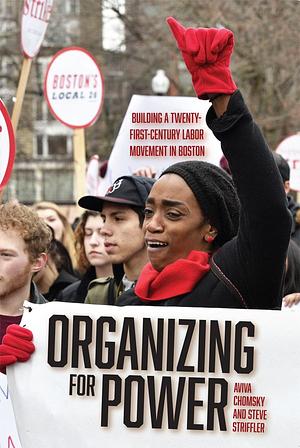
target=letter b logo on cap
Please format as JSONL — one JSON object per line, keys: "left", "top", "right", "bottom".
{"left": 107, "top": 179, "right": 123, "bottom": 194}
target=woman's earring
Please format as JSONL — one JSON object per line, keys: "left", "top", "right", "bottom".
{"left": 204, "top": 235, "right": 215, "bottom": 243}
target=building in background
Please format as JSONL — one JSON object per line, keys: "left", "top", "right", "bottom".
{"left": 0, "top": 0, "right": 170, "bottom": 205}
{"left": 1, "top": 0, "right": 299, "bottom": 207}
{"left": 0, "top": 0, "right": 127, "bottom": 204}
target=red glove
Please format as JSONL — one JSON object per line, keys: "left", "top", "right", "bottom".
{"left": 0, "top": 324, "right": 35, "bottom": 369}
{"left": 167, "top": 17, "right": 237, "bottom": 99}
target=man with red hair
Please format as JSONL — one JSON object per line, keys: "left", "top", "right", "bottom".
{"left": 0, "top": 202, "right": 51, "bottom": 371}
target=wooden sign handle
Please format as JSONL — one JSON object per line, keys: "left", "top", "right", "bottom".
{"left": 0, "top": 188, "right": 4, "bottom": 205}
{"left": 73, "top": 128, "right": 87, "bottom": 204}
{"left": 11, "top": 57, "right": 32, "bottom": 133}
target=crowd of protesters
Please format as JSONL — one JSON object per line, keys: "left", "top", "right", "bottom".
{"left": 1, "top": 17, "right": 299, "bottom": 374}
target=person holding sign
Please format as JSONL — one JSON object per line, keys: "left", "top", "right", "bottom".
{"left": 0, "top": 202, "right": 52, "bottom": 372}
{"left": 117, "top": 18, "right": 291, "bottom": 309}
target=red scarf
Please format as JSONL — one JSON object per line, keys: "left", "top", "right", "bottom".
{"left": 135, "top": 250, "right": 211, "bottom": 302}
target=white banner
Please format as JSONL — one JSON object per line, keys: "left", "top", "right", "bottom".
{"left": 0, "top": 373, "right": 22, "bottom": 448}
{"left": 99, "top": 95, "right": 223, "bottom": 194}
{"left": 7, "top": 302, "right": 300, "bottom": 447}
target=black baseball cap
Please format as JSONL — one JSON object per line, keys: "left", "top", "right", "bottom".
{"left": 78, "top": 175, "right": 155, "bottom": 212}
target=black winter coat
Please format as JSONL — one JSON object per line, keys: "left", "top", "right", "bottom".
{"left": 56, "top": 267, "right": 96, "bottom": 303}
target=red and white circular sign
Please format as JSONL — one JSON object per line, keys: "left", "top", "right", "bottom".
{"left": 21, "top": 0, "right": 54, "bottom": 58}
{"left": 276, "top": 133, "right": 300, "bottom": 191}
{"left": 0, "top": 100, "right": 16, "bottom": 189}
{"left": 44, "top": 47, "right": 104, "bottom": 129}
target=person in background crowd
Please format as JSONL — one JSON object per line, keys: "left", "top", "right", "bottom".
{"left": 282, "top": 240, "right": 300, "bottom": 308}
{"left": 33, "top": 201, "right": 77, "bottom": 270}
{"left": 133, "top": 167, "right": 157, "bottom": 178}
{"left": 0, "top": 202, "right": 51, "bottom": 372}
{"left": 272, "top": 152, "right": 300, "bottom": 246}
{"left": 283, "top": 240, "right": 300, "bottom": 297}
{"left": 283, "top": 292, "right": 300, "bottom": 308}
{"left": 57, "top": 211, "right": 113, "bottom": 303}
{"left": 34, "top": 234, "right": 78, "bottom": 301}
{"left": 86, "top": 155, "right": 109, "bottom": 196}
{"left": 78, "top": 175, "right": 155, "bottom": 305}
{"left": 117, "top": 18, "right": 291, "bottom": 309}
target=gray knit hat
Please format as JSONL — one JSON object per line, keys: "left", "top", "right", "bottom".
{"left": 161, "top": 160, "right": 240, "bottom": 246}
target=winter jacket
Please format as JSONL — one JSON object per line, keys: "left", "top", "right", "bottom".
{"left": 30, "top": 282, "right": 47, "bottom": 304}
{"left": 44, "top": 269, "right": 78, "bottom": 302}
{"left": 56, "top": 267, "right": 96, "bottom": 303}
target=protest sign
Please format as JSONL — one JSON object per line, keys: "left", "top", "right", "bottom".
{"left": 44, "top": 46, "right": 105, "bottom": 198}
{"left": 99, "top": 95, "right": 223, "bottom": 194}
{"left": 276, "top": 133, "right": 300, "bottom": 191}
{"left": 44, "top": 47, "right": 104, "bottom": 129}
{"left": 8, "top": 301, "right": 300, "bottom": 447}
{"left": 0, "top": 99, "right": 16, "bottom": 189}
{"left": 21, "top": 0, "right": 54, "bottom": 58}
{"left": 12, "top": 0, "right": 54, "bottom": 132}
{"left": 0, "top": 373, "right": 22, "bottom": 448}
